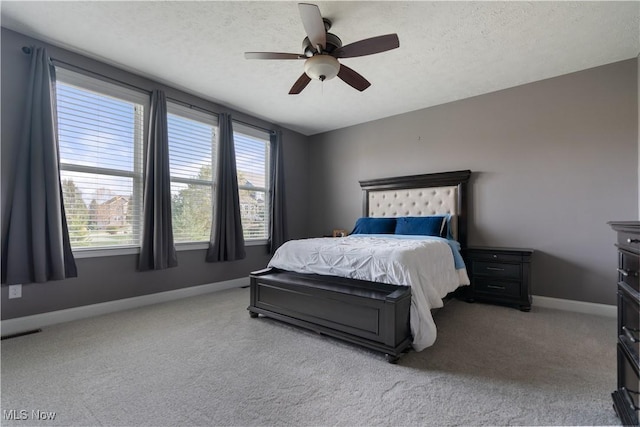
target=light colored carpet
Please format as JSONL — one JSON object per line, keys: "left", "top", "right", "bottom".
{"left": 1, "top": 287, "right": 619, "bottom": 426}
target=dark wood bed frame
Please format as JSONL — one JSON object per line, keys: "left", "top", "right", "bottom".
{"left": 248, "top": 170, "right": 471, "bottom": 363}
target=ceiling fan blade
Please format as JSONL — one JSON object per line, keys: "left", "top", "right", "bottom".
{"left": 337, "top": 64, "right": 371, "bottom": 92}
{"left": 332, "top": 34, "right": 400, "bottom": 58}
{"left": 245, "top": 52, "right": 304, "bottom": 60}
{"left": 298, "top": 3, "right": 326, "bottom": 52}
{"left": 289, "top": 73, "right": 312, "bottom": 94}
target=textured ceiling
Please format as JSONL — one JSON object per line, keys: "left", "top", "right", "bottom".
{"left": 2, "top": 1, "right": 638, "bottom": 136}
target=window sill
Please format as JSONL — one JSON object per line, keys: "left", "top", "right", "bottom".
{"left": 72, "top": 239, "right": 268, "bottom": 258}
{"left": 175, "top": 240, "right": 268, "bottom": 251}
{"left": 73, "top": 246, "right": 140, "bottom": 258}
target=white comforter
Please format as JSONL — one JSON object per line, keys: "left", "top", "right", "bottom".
{"left": 267, "top": 235, "right": 469, "bottom": 351}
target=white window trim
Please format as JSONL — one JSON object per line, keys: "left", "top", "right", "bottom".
{"left": 56, "top": 67, "right": 148, "bottom": 257}
{"left": 233, "top": 122, "right": 271, "bottom": 242}
{"left": 167, "top": 102, "right": 218, "bottom": 245}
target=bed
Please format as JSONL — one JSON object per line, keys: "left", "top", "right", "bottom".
{"left": 248, "top": 170, "right": 471, "bottom": 362}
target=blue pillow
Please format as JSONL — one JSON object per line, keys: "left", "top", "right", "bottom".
{"left": 351, "top": 217, "right": 397, "bottom": 235}
{"left": 443, "top": 214, "right": 454, "bottom": 240}
{"left": 395, "top": 216, "right": 447, "bottom": 237}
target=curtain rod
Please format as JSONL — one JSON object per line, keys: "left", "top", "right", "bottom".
{"left": 167, "top": 97, "right": 274, "bottom": 134}
{"left": 22, "top": 46, "right": 151, "bottom": 96}
{"left": 23, "top": 46, "right": 275, "bottom": 135}
{"left": 234, "top": 119, "right": 275, "bottom": 135}
{"left": 166, "top": 96, "right": 219, "bottom": 117}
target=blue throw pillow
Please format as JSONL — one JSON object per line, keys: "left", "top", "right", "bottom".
{"left": 395, "top": 216, "right": 447, "bottom": 237}
{"left": 351, "top": 217, "right": 397, "bottom": 235}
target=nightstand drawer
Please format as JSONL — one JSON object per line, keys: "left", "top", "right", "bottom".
{"left": 474, "top": 278, "right": 521, "bottom": 298}
{"left": 472, "top": 261, "right": 521, "bottom": 280}
{"left": 467, "top": 251, "right": 523, "bottom": 263}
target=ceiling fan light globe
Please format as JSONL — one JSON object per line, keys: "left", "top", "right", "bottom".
{"left": 304, "top": 55, "right": 340, "bottom": 81}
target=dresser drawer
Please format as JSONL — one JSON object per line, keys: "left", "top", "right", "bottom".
{"left": 472, "top": 261, "right": 521, "bottom": 280}
{"left": 619, "top": 250, "right": 639, "bottom": 293}
{"left": 618, "top": 231, "right": 640, "bottom": 254}
{"left": 617, "top": 344, "right": 640, "bottom": 420}
{"left": 473, "top": 277, "right": 521, "bottom": 298}
{"left": 619, "top": 286, "right": 640, "bottom": 366}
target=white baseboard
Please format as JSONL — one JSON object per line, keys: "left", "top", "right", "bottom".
{"left": 1, "top": 283, "right": 615, "bottom": 337}
{"left": 532, "top": 295, "right": 616, "bottom": 318}
{"left": 1, "top": 277, "right": 249, "bottom": 337}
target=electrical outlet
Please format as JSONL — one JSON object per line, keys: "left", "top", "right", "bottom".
{"left": 8, "top": 284, "right": 22, "bottom": 299}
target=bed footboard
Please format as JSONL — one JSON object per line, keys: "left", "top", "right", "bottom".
{"left": 248, "top": 268, "right": 412, "bottom": 362}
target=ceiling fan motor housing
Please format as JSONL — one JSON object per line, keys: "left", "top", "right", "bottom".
{"left": 302, "top": 32, "right": 343, "bottom": 57}
{"left": 304, "top": 55, "right": 340, "bottom": 81}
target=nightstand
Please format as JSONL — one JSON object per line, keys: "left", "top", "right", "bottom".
{"left": 464, "top": 247, "right": 533, "bottom": 312}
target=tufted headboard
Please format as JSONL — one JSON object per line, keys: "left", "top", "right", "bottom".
{"left": 359, "top": 170, "right": 471, "bottom": 247}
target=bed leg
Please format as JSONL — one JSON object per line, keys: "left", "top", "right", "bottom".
{"left": 385, "top": 354, "right": 400, "bottom": 364}
{"left": 249, "top": 311, "right": 259, "bottom": 318}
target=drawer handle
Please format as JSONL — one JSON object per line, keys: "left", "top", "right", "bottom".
{"left": 487, "top": 284, "right": 506, "bottom": 290}
{"left": 617, "top": 268, "right": 639, "bottom": 277}
{"left": 622, "top": 326, "right": 639, "bottom": 343}
{"left": 486, "top": 267, "right": 505, "bottom": 272}
{"left": 627, "top": 238, "right": 640, "bottom": 244}
{"left": 621, "top": 387, "right": 640, "bottom": 412}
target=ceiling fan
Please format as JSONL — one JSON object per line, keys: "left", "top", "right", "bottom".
{"left": 245, "top": 3, "right": 400, "bottom": 95}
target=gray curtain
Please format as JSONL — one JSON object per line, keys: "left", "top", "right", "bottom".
{"left": 206, "top": 113, "right": 246, "bottom": 262}
{"left": 138, "top": 90, "right": 178, "bottom": 271}
{"left": 269, "top": 130, "right": 288, "bottom": 254}
{"left": 2, "top": 47, "right": 77, "bottom": 284}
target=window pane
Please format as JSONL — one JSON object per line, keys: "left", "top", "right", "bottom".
{"left": 56, "top": 69, "right": 144, "bottom": 251}
{"left": 58, "top": 84, "right": 138, "bottom": 172}
{"left": 235, "top": 133, "right": 267, "bottom": 188}
{"left": 234, "top": 124, "right": 270, "bottom": 241}
{"left": 61, "top": 171, "right": 139, "bottom": 247}
{"left": 167, "top": 114, "right": 213, "bottom": 180}
{"left": 167, "top": 104, "right": 217, "bottom": 243}
{"left": 170, "top": 182, "right": 213, "bottom": 242}
{"left": 239, "top": 189, "right": 268, "bottom": 240}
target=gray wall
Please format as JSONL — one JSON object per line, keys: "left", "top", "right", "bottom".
{"left": 1, "top": 28, "right": 310, "bottom": 320}
{"left": 308, "top": 59, "right": 638, "bottom": 306}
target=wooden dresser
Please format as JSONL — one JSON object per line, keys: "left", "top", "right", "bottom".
{"left": 609, "top": 221, "right": 639, "bottom": 426}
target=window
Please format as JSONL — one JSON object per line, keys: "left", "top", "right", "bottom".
{"left": 56, "top": 68, "right": 146, "bottom": 251}
{"left": 233, "top": 123, "right": 270, "bottom": 241}
{"left": 167, "top": 103, "right": 218, "bottom": 243}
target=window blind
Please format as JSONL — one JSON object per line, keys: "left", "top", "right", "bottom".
{"left": 56, "top": 68, "right": 146, "bottom": 250}
{"left": 233, "top": 123, "right": 271, "bottom": 241}
{"left": 167, "top": 103, "right": 218, "bottom": 243}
